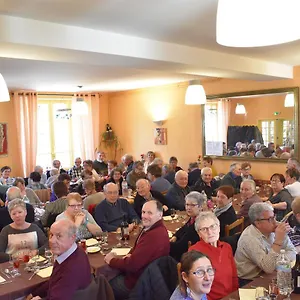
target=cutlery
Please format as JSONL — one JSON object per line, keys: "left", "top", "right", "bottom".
{"left": 1, "top": 270, "right": 10, "bottom": 279}
{"left": 0, "top": 280, "right": 13, "bottom": 285}
{"left": 29, "top": 270, "right": 39, "bottom": 280}
{"left": 4, "top": 269, "right": 11, "bottom": 279}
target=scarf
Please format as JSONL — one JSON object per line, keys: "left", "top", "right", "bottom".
{"left": 214, "top": 202, "right": 232, "bottom": 217}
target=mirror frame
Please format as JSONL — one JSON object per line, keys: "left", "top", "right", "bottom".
{"left": 202, "top": 87, "right": 299, "bottom": 163}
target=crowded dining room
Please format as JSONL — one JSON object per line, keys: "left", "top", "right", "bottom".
{"left": 1, "top": 1, "right": 300, "bottom": 299}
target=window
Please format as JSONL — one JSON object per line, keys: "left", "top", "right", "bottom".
{"left": 260, "top": 120, "right": 275, "bottom": 146}
{"left": 36, "top": 97, "right": 78, "bottom": 169}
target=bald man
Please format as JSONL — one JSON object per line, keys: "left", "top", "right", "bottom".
{"left": 28, "top": 219, "right": 91, "bottom": 300}
{"left": 166, "top": 170, "right": 191, "bottom": 210}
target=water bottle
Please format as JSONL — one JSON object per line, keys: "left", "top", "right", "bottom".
{"left": 201, "top": 190, "right": 208, "bottom": 209}
{"left": 122, "top": 180, "right": 129, "bottom": 197}
{"left": 276, "top": 249, "right": 292, "bottom": 295}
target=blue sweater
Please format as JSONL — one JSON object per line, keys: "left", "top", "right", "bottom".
{"left": 95, "top": 198, "right": 139, "bottom": 232}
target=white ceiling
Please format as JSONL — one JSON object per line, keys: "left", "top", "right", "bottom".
{"left": 0, "top": 0, "right": 299, "bottom": 92}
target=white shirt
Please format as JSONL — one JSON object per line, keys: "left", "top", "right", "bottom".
{"left": 56, "top": 242, "right": 77, "bottom": 264}
{"left": 285, "top": 181, "right": 300, "bottom": 198}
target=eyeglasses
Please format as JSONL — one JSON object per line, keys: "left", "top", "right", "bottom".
{"left": 191, "top": 267, "right": 215, "bottom": 278}
{"left": 257, "top": 216, "right": 276, "bottom": 223}
{"left": 68, "top": 204, "right": 83, "bottom": 209}
{"left": 106, "top": 191, "right": 119, "bottom": 195}
{"left": 198, "top": 224, "right": 218, "bottom": 233}
{"left": 185, "top": 203, "right": 199, "bottom": 208}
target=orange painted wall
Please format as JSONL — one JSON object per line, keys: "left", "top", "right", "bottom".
{"left": 228, "top": 95, "right": 294, "bottom": 126}
{"left": 108, "top": 76, "right": 300, "bottom": 180}
{"left": 0, "top": 99, "right": 20, "bottom": 176}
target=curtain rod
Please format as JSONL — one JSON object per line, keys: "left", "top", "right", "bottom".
{"left": 37, "top": 93, "right": 99, "bottom": 97}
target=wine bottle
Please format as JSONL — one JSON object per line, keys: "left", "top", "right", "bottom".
{"left": 292, "top": 253, "right": 300, "bottom": 294}
{"left": 120, "top": 215, "right": 129, "bottom": 241}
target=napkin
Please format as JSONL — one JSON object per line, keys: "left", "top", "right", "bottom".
{"left": 163, "top": 215, "right": 178, "bottom": 221}
{"left": 111, "top": 248, "right": 131, "bottom": 256}
{"left": 37, "top": 266, "right": 53, "bottom": 278}
{"left": 168, "top": 230, "right": 173, "bottom": 238}
{"left": 29, "top": 256, "right": 46, "bottom": 264}
{"left": 0, "top": 276, "right": 5, "bottom": 283}
{"left": 238, "top": 288, "right": 256, "bottom": 300}
{"left": 86, "top": 238, "right": 98, "bottom": 247}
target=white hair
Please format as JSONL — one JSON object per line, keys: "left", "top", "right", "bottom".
{"left": 201, "top": 167, "right": 212, "bottom": 175}
{"left": 194, "top": 211, "right": 220, "bottom": 232}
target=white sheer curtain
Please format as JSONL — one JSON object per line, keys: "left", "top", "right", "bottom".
{"left": 217, "top": 98, "right": 231, "bottom": 143}
{"left": 72, "top": 93, "right": 100, "bottom": 160}
{"left": 13, "top": 92, "right": 38, "bottom": 177}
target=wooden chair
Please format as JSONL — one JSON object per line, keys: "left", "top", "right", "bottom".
{"left": 34, "top": 188, "right": 51, "bottom": 203}
{"left": 225, "top": 217, "right": 244, "bottom": 237}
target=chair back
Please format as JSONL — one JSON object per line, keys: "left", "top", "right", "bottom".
{"left": 46, "top": 213, "right": 60, "bottom": 228}
{"left": 225, "top": 217, "right": 244, "bottom": 237}
{"left": 34, "top": 189, "right": 51, "bottom": 203}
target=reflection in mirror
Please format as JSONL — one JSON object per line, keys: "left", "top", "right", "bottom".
{"left": 203, "top": 88, "right": 298, "bottom": 161}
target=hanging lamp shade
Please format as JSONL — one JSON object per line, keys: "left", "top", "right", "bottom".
{"left": 235, "top": 103, "right": 246, "bottom": 114}
{"left": 185, "top": 80, "right": 206, "bottom": 105}
{"left": 72, "top": 97, "right": 88, "bottom": 115}
{"left": 216, "top": 0, "right": 300, "bottom": 47}
{"left": 284, "top": 93, "right": 294, "bottom": 107}
{"left": 0, "top": 73, "right": 10, "bottom": 102}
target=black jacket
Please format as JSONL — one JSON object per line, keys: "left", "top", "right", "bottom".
{"left": 169, "top": 218, "right": 199, "bottom": 261}
{"left": 188, "top": 169, "right": 201, "bottom": 187}
{"left": 166, "top": 183, "right": 191, "bottom": 211}
{"left": 192, "top": 178, "right": 219, "bottom": 199}
{"left": 220, "top": 172, "right": 242, "bottom": 194}
{"left": 217, "top": 205, "right": 237, "bottom": 238}
{"left": 134, "top": 190, "right": 168, "bottom": 217}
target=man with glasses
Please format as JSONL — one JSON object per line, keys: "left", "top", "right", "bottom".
{"left": 235, "top": 202, "right": 296, "bottom": 284}
{"left": 169, "top": 192, "right": 204, "bottom": 261}
{"left": 95, "top": 183, "right": 139, "bottom": 232}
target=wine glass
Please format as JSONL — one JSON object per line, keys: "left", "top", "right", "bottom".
{"left": 116, "top": 229, "right": 122, "bottom": 248}
{"left": 123, "top": 232, "right": 129, "bottom": 247}
{"left": 102, "top": 231, "right": 109, "bottom": 250}
{"left": 31, "top": 249, "right": 40, "bottom": 271}
{"left": 11, "top": 253, "right": 21, "bottom": 277}
{"left": 44, "top": 248, "right": 53, "bottom": 267}
{"left": 170, "top": 208, "right": 176, "bottom": 223}
{"left": 95, "top": 231, "right": 102, "bottom": 246}
{"left": 132, "top": 218, "right": 139, "bottom": 235}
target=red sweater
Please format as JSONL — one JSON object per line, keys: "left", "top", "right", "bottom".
{"left": 189, "top": 240, "right": 238, "bottom": 300}
{"left": 109, "top": 219, "right": 170, "bottom": 289}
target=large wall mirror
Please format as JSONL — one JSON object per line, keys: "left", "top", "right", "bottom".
{"left": 202, "top": 87, "right": 299, "bottom": 162}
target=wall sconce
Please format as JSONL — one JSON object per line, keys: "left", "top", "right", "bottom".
{"left": 153, "top": 120, "right": 164, "bottom": 126}
{"left": 235, "top": 103, "right": 246, "bottom": 114}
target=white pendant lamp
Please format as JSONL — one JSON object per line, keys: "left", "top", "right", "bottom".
{"left": 284, "top": 93, "right": 294, "bottom": 107}
{"left": 0, "top": 73, "right": 10, "bottom": 102}
{"left": 235, "top": 103, "right": 246, "bottom": 114}
{"left": 185, "top": 80, "right": 206, "bottom": 105}
{"left": 216, "top": 0, "right": 300, "bottom": 47}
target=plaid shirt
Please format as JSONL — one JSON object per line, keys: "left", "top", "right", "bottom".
{"left": 68, "top": 165, "right": 84, "bottom": 179}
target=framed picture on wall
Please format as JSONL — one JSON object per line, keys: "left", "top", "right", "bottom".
{"left": 154, "top": 128, "right": 167, "bottom": 145}
{"left": 0, "top": 123, "right": 8, "bottom": 156}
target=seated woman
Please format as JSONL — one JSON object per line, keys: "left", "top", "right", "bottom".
{"left": 0, "top": 199, "right": 47, "bottom": 262}
{"left": 126, "top": 161, "right": 146, "bottom": 190}
{"left": 27, "top": 172, "right": 47, "bottom": 190}
{"left": 170, "top": 192, "right": 203, "bottom": 261}
{"left": 0, "top": 166, "right": 15, "bottom": 186}
{"left": 107, "top": 168, "right": 124, "bottom": 195}
{"left": 189, "top": 211, "right": 238, "bottom": 300}
{"left": 170, "top": 250, "right": 215, "bottom": 300}
{"left": 13, "top": 177, "right": 42, "bottom": 206}
{"left": 214, "top": 185, "right": 237, "bottom": 238}
{"left": 83, "top": 179, "right": 105, "bottom": 211}
{"left": 268, "top": 173, "right": 293, "bottom": 221}
{"left": 56, "top": 192, "right": 102, "bottom": 241}
{"left": 83, "top": 160, "right": 103, "bottom": 183}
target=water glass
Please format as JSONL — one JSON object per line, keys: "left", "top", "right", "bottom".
{"left": 268, "top": 278, "right": 279, "bottom": 300}
{"left": 11, "top": 253, "right": 21, "bottom": 277}
{"left": 255, "top": 287, "right": 269, "bottom": 300}
{"left": 116, "top": 229, "right": 122, "bottom": 248}
{"left": 44, "top": 248, "right": 53, "bottom": 266}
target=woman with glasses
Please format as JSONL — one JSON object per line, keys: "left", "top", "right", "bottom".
{"left": 170, "top": 250, "right": 214, "bottom": 300}
{"left": 189, "top": 212, "right": 238, "bottom": 299}
{"left": 56, "top": 192, "right": 102, "bottom": 241}
{"left": 170, "top": 192, "right": 204, "bottom": 261}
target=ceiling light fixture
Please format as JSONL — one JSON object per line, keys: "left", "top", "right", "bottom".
{"left": 0, "top": 73, "right": 10, "bottom": 102}
{"left": 185, "top": 80, "right": 206, "bottom": 105}
{"left": 284, "top": 93, "right": 294, "bottom": 107}
{"left": 216, "top": 0, "right": 300, "bottom": 47}
{"left": 235, "top": 103, "right": 246, "bottom": 114}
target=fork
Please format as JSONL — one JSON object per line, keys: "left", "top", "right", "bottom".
{"left": 29, "top": 270, "right": 39, "bottom": 280}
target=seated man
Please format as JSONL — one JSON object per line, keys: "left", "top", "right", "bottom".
{"left": 166, "top": 170, "right": 190, "bottom": 211}
{"left": 237, "top": 179, "right": 262, "bottom": 226}
{"left": 134, "top": 179, "right": 168, "bottom": 217}
{"left": 40, "top": 182, "right": 68, "bottom": 227}
{"left": 147, "top": 164, "right": 171, "bottom": 193}
{"left": 162, "top": 164, "right": 175, "bottom": 184}
{"left": 104, "top": 200, "right": 170, "bottom": 300}
{"left": 27, "top": 219, "right": 91, "bottom": 300}
{"left": 95, "top": 183, "right": 138, "bottom": 232}
{"left": 0, "top": 187, "right": 34, "bottom": 231}
{"left": 46, "top": 159, "right": 67, "bottom": 179}
{"left": 187, "top": 162, "right": 201, "bottom": 187}
{"left": 220, "top": 163, "right": 242, "bottom": 194}
{"left": 126, "top": 161, "right": 146, "bottom": 190}
{"left": 235, "top": 203, "right": 296, "bottom": 281}
{"left": 192, "top": 167, "right": 219, "bottom": 199}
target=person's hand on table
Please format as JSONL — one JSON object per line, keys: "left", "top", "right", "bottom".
{"left": 128, "top": 223, "right": 135, "bottom": 232}
{"left": 26, "top": 294, "right": 41, "bottom": 300}
{"left": 162, "top": 205, "right": 168, "bottom": 212}
{"left": 104, "top": 251, "right": 117, "bottom": 264}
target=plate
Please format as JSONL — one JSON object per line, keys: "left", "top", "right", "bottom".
{"left": 86, "top": 238, "right": 98, "bottom": 247}
{"left": 87, "top": 246, "right": 101, "bottom": 254}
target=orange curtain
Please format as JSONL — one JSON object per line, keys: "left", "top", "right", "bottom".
{"left": 13, "top": 92, "right": 38, "bottom": 177}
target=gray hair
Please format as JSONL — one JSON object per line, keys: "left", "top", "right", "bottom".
{"left": 6, "top": 187, "right": 22, "bottom": 202}
{"left": 229, "top": 163, "right": 239, "bottom": 172}
{"left": 194, "top": 211, "right": 220, "bottom": 232}
{"left": 241, "top": 179, "right": 256, "bottom": 193}
{"left": 162, "top": 164, "right": 172, "bottom": 173}
{"left": 34, "top": 165, "right": 43, "bottom": 172}
{"left": 249, "top": 202, "right": 274, "bottom": 224}
{"left": 103, "top": 182, "right": 117, "bottom": 192}
{"left": 152, "top": 158, "right": 163, "bottom": 165}
{"left": 50, "top": 168, "right": 59, "bottom": 176}
{"left": 185, "top": 191, "right": 205, "bottom": 207}
{"left": 8, "top": 198, "right": 26, "bottom": 213}
{"left": 189, "top": 162, "right": 199, "bottom": 169}
{"left": 201, "top": 167, "right": 212, "bottom": 175}
{"left": 123, "top": 154, "right": 133, "bottom": 161}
